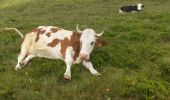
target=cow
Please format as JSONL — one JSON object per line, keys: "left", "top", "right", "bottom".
{"left": 4, "top": 25, "right": 106, "bottom": 80}
{"left": 119, "top": 3, "right": 144, "bottom": 13}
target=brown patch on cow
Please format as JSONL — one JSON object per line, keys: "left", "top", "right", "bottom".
{"left": 46, "top": 32, "right": 51, "bottom": 37}
{"left": 50, "top": 28, "right": 61, "bottom": 33}
{"left": 60, "top": 37, "right": 70, "bottom": 58}
{"left": 35, "top": 29, "right": 46, "bottom": 42}
{"left": 31, "top": 28, "right": 45, "bottom": 42}
{"left": 69, "top": 32, "right": 81, "bottom": 61}
{"left": 45, "top": 27, "right": 61, "bottom": 37}
{"left": 59, "top": 32, "right": 81, "bottom": 60}
{"left": 47, "top": 39, "right": 60, "bottom": 47}
{"left": 31, "top": 28, "right": 42, "bottom": 33}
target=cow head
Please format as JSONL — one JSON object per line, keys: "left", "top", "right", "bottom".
{"left": 76, "top": 25, "right": 106, "bottom": 61}
{"left": 137, "top": 3, "right": 144, "bottom": 11}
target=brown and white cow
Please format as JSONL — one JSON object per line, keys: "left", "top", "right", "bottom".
{"left": 5, "top": 25, "right": 106, "bottom": 80}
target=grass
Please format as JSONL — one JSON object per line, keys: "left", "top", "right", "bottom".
{"left": 0, "top": 0, "right": 170, "bottom": 99}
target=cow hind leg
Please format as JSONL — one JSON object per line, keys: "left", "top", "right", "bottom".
{"left": 83, "top": 61, "right": 101, "bottom": 76}
{"left": 15, "top": 49, "right": 27, "bottom": 71}
{"left": 22, "top": 55, "right": 36, "bottom": 66}
{"left": 15, "top": 40, "right": 30, "bottom": 71}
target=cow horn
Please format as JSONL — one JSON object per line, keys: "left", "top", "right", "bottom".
{"left": 76, "top": 24, "right": 83, "bottom": 33}
{"left": 96, "top": 31, "right": 104, "bottom": 37}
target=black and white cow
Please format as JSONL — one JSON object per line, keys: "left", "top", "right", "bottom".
{"left": 119, "top": 3, "right": 144, "bottom": 13}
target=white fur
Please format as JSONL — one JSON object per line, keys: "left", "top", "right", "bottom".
{"left": 64, "top": 47, "right": 74, "bottom": 79}
{"left": 137, "top": 3, "right": 143, "bottom": 10}
{"left": 119, "top": 9, "right": 124, "bottom": 14}
{"left": 22, "top": 55, "right": 36, "bottom": 65}
{"left": 80, "top": 29, "right": 96, "bottom": 58}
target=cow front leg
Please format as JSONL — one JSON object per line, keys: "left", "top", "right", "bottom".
{"left": 64, "top": 48, "right": 73, "bottom": 80}
{"left": 64, "top": 61, "right": 72, "bottom": 80}
{"left": 83, "top": 61, "right": 101, "bottom": 76}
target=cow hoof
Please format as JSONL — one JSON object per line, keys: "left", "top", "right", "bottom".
{"left": 94, "top": 72, "right": 102, "bottom": 76}
{"left": 15, "top": 67, "right": 21, "bottom": 71}
{"left": 64, "top": 75, "right": 71, "bottom": 81}
{"left": 20, "top": 62, "right": 26, "bottom": 67}
{"left": 15, "top": 64, "right": 22, "bottom": 71}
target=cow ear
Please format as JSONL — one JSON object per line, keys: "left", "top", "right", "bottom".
{"left": 95, "top": 38, "right": 107, "bottom": 46}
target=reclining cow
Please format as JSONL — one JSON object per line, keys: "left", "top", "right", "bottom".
{"left": 4, "top": 25, "right": 106, "bottom": 80}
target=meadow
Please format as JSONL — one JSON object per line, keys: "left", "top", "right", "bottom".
{"left": 0, "top": 0, "right": 170, "bottom": 99}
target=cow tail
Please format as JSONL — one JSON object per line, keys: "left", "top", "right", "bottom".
{"left": 3, "top": 28, "right": 24, "bottom": 38}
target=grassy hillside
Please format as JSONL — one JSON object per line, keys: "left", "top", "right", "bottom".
{"left": 0, "top": 0, "right": 170, "bottom": 99}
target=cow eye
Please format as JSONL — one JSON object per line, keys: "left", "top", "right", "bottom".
{"left": 91, "top": 41, "right": 94, "bottom": 45}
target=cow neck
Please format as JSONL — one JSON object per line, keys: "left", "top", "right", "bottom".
{"left": 70, "top": 32, "right": 81, "bottom": 61}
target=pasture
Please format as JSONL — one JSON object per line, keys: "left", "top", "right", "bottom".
{"left": 0, "top": 0, "right": 170, "bottom": 99}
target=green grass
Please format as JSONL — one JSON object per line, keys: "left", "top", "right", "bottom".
{"left": 0, "top": 0, "right": 170, "bottom": 99}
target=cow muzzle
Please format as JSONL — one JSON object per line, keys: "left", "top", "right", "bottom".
{"left": 79, "top": 53, "right": 89, "bottom": 62}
